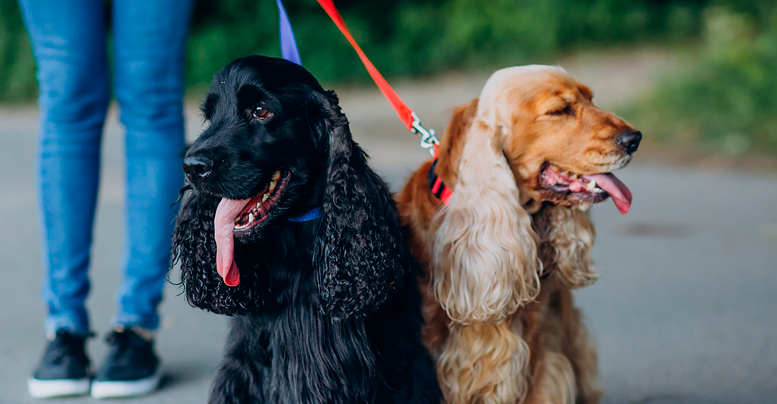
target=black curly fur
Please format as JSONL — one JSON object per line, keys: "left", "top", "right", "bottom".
{"left": 171, "top": 56, "right": 440, "bottom": 404}
{"left": 308, "top": 91, "right": 405, "bottom": 319}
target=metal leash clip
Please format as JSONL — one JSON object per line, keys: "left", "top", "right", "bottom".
{"left": 410, "top": 112, "right": 440, "bottom": 156}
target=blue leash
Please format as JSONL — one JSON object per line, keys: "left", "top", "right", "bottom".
{"left": 276, "top": 0, "right": 301, "bottom": 65}
{"left": 276, "top": 3, "right": 320, "bottom": 222}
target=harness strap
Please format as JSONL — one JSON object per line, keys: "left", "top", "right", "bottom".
{"left": 427, "top": 159, "right": 452, "bottom": 205}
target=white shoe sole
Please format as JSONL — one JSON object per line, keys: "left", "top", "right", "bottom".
{"left": 28, "top": 377, "right": 91, "bottom": 398}
{"left": 90, "top": 369, "right": 161, "bottom": 399}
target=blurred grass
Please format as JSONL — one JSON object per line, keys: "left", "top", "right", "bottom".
{"left": 0, "top": 0, "right": 36, "bottom": 102}
{"left": 184, "top": 0, "right": 708, "bottom": 91}
{"left": 0, "top": 0, "right": 708, "bottom": 101}
{"left": 1, "top": 0, "right": 776, "bottom": 157}
{"left": 621, "top": 2, "right": 777, "bottom": 156}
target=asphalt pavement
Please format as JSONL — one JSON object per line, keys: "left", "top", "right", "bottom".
{"left": 1, "top": 52, "right": 775, "bottom": 403}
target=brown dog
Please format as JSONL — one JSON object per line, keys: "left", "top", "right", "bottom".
{"left": 397, "top": 65, "right": 640, "bottom": 404}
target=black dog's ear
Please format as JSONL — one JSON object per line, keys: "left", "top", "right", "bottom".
{"left": 171, "top": 193, "right": 220, "bottom": 311}
{"left": 308, "top": 90, "right": 406, "bottom": 320}
{"left": 171, "top": 192, "right": 267, "bottom": 315}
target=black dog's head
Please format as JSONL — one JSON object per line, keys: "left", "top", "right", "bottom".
{"left": 172, "top": 56, "right": 406, "bottom": 319}
{"left": 184, "top": 56, "right": 326, "bottom": 236}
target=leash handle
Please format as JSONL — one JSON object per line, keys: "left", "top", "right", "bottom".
{"left": 315, "top": 0, "right": 440, "bottom": 156}
{"left": 276, "top": 0, "right": 301, "bottom": 65}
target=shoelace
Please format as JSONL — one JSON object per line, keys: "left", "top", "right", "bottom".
{"left": 49, "top": 331, "right": 92, "bottom": 364}
{"left": 103, "top": 330, "right": 136, "bottom": 367}
{"left": 105, "top": 330, "right": 126, "bottom": 345}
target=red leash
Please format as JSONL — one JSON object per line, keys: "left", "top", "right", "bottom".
{"left": 315, "top": 0, "right": 440, "bottom": 157}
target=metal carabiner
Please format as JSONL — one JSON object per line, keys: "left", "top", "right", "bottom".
{"left": 409, "top": 112, "right": 439, "bottom": 157}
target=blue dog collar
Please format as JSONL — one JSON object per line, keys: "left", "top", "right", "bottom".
{"left": 287, "top": 207, "right": 323, "bottom": 222}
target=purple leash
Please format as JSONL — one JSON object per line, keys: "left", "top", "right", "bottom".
{"left": 277, "top": 0, "right": 322, "bottom": 222}
{"left": 276, "top": 0, "right": 301, "bottom": 65}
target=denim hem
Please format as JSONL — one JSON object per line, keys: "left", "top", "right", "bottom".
{"left": 111, "top": 313, "right": 159, "bottom": 332}
{"left": 45, "top": 315, "right": 90, "bottom": 335}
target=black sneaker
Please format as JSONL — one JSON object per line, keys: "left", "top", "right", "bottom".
{"left": 27, "top": 330, "right": 92, "bottom": 398}
{"left": 90, "top": 326, "right": 161, "bottom": 399}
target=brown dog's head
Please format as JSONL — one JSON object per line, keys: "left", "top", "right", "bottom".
{"left": 472, "top": 65, "right": 639, "bottom": 214}
{"left": 431, "top": 66, "right": 639, "bottom": 323}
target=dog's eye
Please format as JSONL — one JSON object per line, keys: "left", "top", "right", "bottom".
{"left": 251, "top": 106, "right": 273, "bottom": 121}
{"left": 546, "top": 105, "right": 572, "bottom": 116}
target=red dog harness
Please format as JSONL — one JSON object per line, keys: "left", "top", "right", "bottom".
{"left": 427, "top": 159, "right": 452, "bottom": 204}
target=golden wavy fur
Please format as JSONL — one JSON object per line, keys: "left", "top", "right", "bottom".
{"left": 397, "top": 65, "right": 640, "bottom": 404}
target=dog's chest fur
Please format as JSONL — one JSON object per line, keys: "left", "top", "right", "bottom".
{"left": 223, "top": 225, "right": 379, "bottom": 403}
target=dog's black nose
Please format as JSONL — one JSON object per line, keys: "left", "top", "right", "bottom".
{"left": 183, "top": 156, "right": 213, "bottom": 182}
{"left": 616, "top": 131, "right": 642, "bottom": 154}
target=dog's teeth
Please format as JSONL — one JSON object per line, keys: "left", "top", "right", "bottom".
{"left": 272, "top": 171, "right": 281, "bottom": 181}
{"left": 562, "top": 170, "right": 569, "bottom": 176}
{"left": 570, "top": 173, "right": 579, "bottom": 180}
{"left": 262, "top": 193, "right": 269, "bottom": 202}
{"left": 256, "top": 202, "right": 261, "bottom": 209}
{"left": 235, "top": 217, "right": 240, "bottom": 223}
{"left": 587, "top": 180, "right": 597, "bottom": 190}
{"left": 269, "top": 180, "right": 276, "bottom": 191}
{"left": 248, "top": 213, "right": 255, "bottom": 223}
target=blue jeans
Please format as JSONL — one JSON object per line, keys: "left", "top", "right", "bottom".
{"left": 19, "top": 0, "right": 194, "bottom": 334}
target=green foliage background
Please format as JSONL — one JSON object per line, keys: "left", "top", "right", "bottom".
{"left": 184, "top": 0, "right": 707, "bottom": 91}
{"left": 0, "top": 0, "right": 36, "bottom": 101}
{"left": 621, "top": 1, "right": 777, "bottom": 155}
{"left": 0, "top": 0, "right": 708, "bottom": 101}
{"left": 1, "top": 0, "right": 776, "bottom": 156}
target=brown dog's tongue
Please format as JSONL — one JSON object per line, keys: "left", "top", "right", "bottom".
{"left": 586, "top": 173, "right": 633, "bottom": 215}
{"left": 214, "top": 198, "right": 249, "bottom": 286}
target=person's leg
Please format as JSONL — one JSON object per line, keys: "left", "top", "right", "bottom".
{"left": 89, "top": 1, "right": 193, "bottom": 398}
{"left": 110, "top": 0, "right": 193, "bottom": 332}
{"left": 19, "top": 0, "right": 109, "bottom": 398}
{"left": 19, "top": 0, "right": 109, "bottom": 337}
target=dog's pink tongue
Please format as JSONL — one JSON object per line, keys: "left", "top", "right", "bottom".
{"left": 214, "top": 198, "right": 249, "bottom": 286}
{"left": 587, "top": 173, "right": 633, "bottom": 215}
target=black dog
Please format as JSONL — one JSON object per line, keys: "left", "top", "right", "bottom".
{"left": 172, "top": 56, "right": 441, "bottom": 404}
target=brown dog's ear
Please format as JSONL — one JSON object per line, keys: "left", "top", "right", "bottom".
{"left": 431, "top": 108, "right": 541, "bottom": 324}
{"left": 435, "top": 99, "right": 478, "bottom": 182}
